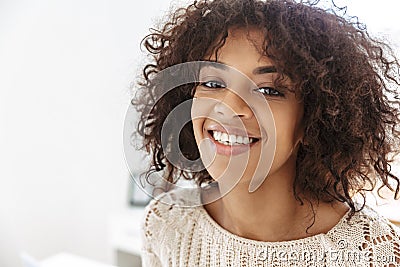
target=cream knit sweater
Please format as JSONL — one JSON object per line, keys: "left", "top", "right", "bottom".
{"left": 140, "top": 187, "right": 400, "bottom": 266}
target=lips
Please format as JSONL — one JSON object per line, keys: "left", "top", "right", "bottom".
{"left": 205, "top": 124, "right": 260, "bottom": 156}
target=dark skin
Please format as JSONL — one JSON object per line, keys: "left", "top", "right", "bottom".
{"left": 135, "top": 0, "right": 400, "bottom": 242}
{"left": 193, "top": 28, "right": 349, "bottom": 242}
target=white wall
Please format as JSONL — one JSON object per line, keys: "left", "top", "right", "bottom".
{"left": 0, "top": 1, "right": 399, "bottom": 267}
{"left": 0, "top": 0, "right": 182, "bottom": 266}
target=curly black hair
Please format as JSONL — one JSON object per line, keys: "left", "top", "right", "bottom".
{"left": 132, "top": 0, "right": 400, "bottom": 218}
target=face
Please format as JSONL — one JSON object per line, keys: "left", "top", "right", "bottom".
{"left": 191, "top": 28, "right": 304, "bottom": 192}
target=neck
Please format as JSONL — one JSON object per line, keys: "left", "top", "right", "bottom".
{"left": 201, "top": 155, "right": 348, "bottom": 242}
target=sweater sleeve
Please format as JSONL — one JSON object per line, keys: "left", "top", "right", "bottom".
{"left": 141, "top": 248, "right": 162, "bottom": 267}
{"left": 140, "top": 195, "right": 173, "bottom": 267}
{"left": 139, "top": 187, "right": 199, "bottom": 266}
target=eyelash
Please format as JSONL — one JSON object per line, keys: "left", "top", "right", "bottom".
{"left": 255, "top": 87, "right": 285, "bottom": 97}
{"left": 200, "top": 80, "right": 226, "bottom": 89}
{"left": 199, "top": 81, "right": 285, "bottom": 97}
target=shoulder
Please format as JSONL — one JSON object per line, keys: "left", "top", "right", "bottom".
{"left": 335, "top": 204, "right": 400, "bottom": 240}
{"left": 140, "top": 186, "right": 202, "bottom": 248}
{"left": 356, "top": 205, "right": 400, "bottom": 263}
{"left": 356, "top": 205, "right": 400, "bottom": 237}
{"left": 328, "top": 204, "right": 400, "bottom": 263}
{"left": 330, "top": 204, "right": 399, "bottom": 235}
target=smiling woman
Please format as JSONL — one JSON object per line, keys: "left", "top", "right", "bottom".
{"left": 132, "top": 0, "right": 400, "bottom": 266}
{"left": 192, "top": 28, "right": 304, "bottom": 197}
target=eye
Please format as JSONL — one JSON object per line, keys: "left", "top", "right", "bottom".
{"left": 200, "top": 80, "right": 226, "bottom": 89}
{"left": 255, "top": 87, "right": 285, "bottom": 97}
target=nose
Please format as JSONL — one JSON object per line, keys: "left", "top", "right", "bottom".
{"left": 214, "top": 89, "right": 253, "bottom": 119}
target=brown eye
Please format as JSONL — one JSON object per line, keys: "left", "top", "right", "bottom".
{"left": 200, "top": 80, "right": 226, "bottom": 89}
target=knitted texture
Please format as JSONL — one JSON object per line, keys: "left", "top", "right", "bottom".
{"left": 140, "top": 187, "right": 400, "bottom": 266}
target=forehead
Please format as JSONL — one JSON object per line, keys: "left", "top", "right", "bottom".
{"left": 205, "top": 28, "right": 275, "bottom": 75}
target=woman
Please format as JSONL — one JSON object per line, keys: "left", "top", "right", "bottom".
{"left": 133, "top": 0, "right": 400, "bottom": 265}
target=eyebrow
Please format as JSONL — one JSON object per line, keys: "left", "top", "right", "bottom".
{"left": 201, "top": 61, "right": 277, "bottom": 75}
{"left": 200, "top": 61, "right": 229, "bottom": 71}
{"left": 253, "top": 66, "right": 277, "bottom": 74}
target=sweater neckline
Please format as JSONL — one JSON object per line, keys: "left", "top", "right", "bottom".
{"left": 196, "top": 202, "right": 352, "bottom": 246}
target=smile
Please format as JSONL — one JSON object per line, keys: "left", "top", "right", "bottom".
{"left": 210, "top": 130, "right": 259, "bottom": 145}
{"left": 206, "top": 129, "right": 261, "bottom": 156}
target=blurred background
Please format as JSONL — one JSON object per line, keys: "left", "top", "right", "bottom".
{"left": 0, "top": 0, "right": 399, "bottom": 267}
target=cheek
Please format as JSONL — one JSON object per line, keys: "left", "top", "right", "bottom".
{"left": 268, "top": 98, "right": 303, "bottom": 134}
{"left": 191, "top": 96, "right": 216, "bottom": 142}
{"left": 272, "top": 110, "right": 301, "bottom": 147}
{"left": 191, "top": 100, "right": 202, "bottom": 141}
{"left": 191, "top": 119, "right": 203, "bottom": 142}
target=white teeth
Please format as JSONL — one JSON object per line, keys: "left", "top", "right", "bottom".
{"left": 213, "top": 131, "right": 221, "bottom": 141}
{"left": 243, "top": 137, "right": 250, "bottom": 144}
{"left": 221, "top": 133, "right": 229, "bottom": 142}
{"left": 211, "top": 130, "right": 257, "bottom": 145}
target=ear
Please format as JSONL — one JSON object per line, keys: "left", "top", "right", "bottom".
{"left": 295, "top": 122, "right": 305, "bottom": 148}
{"left": 294, "top": 137, "right": 303, "bottom": 150}
{"left": 294, "top": 100, "right": 305, "bottom": 148}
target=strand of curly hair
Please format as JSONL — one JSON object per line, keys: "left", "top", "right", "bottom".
{"left": 132, "top": 0, "right": 400, "bottom": 223}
